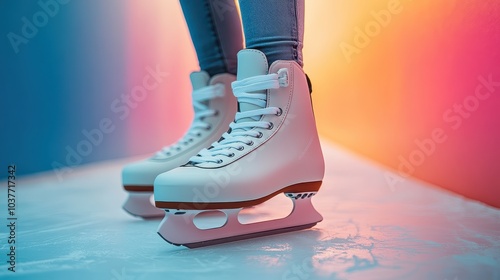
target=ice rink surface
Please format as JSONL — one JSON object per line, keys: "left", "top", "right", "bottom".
{"left": 0, "top": 141, "right": 499, "bottom": 280}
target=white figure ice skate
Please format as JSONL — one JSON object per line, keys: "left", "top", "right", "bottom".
{"left": 121, "top": 71, "right": 237, "bottom": 218}
{"left": 154, "top": 49, "right": 325, "bottom": 247}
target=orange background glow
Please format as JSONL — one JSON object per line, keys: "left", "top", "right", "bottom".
{"left": 126, "top": 0, "right": 500, "bottom": 207}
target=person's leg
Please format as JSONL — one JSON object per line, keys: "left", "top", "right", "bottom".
{"left": 179, "top": 0, "right": 243, "bottom": 76}
{"left": 238, "top": 0, "right": 304, "bottom": 67}
{"left": 121, "top": 0, "right": 243, "bottom": 218}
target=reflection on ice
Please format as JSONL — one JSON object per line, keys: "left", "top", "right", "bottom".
{"left": 0, "top": 142, "right": 498, "bottom": 279}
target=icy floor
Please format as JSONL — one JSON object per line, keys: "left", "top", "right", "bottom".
{"left": 0, "top": 141, "right": 499, "bottom": 280}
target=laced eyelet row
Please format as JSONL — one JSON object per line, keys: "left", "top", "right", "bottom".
{"left": 188, "top": 72, "right": 289, "bottom": 165}
{"left": 276, "top": 107, "right": 283, "bottom": 116}
{"left": 159, "top": 85, "right": 223, "bottom": 159}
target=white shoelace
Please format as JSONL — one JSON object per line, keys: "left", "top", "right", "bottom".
{"left": 189, "top": 68, "right": 288, "bottom": 164}
{"left": 155, "top": 84, "right": 224, "bottom": 158}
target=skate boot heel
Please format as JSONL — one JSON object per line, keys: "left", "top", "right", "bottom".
{"left": 283, "top": 181, "right": 322, "bottom": 193}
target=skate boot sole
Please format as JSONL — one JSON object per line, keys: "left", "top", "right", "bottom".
{"left": 123, "top": 187, "right": 164, "bottom": 219}
{"left": 124, "top": 185, "right": 154, "bottom": 192}
{"left": 155, "top": 181, "right": 322, "bottom": 210}
{"left": 157, "top": 190, "right": 322, "bottom": 248}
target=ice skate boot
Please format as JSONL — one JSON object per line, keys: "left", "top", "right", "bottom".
{"left": 154, "top": 49, "right": 325, "bottom": 247}
{"left": 122, "top": 71, "right": 237, "bottom": 218}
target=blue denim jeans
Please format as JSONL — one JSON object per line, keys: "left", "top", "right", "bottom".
{"left": 179, "top": 0, "right": 304, "bottom": 76}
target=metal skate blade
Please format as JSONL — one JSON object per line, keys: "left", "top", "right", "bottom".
{"left": 169, "top": 222, "right": 318, "bottom": 249}
{"left": 122, "top": 206, "right": 164, "bottom": 220}
{"left": 157, "top": 192, "right": 322, "bottom": 248}
{"left": 122, "top": 192, "right": 164, "bottom": 219}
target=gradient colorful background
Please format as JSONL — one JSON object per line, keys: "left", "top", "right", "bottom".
{"left": 1, "top": 0, "right": 499, "bottom": 207}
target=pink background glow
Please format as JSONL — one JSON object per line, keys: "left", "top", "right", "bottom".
{"left": 126, "top": 0, "right": 500, "bottom": 207}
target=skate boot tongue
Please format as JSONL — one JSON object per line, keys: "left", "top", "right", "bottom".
{"left": 190, "top": 71, "right": 210, "bottom": 112}
{"left": 188, "top": 49, "right": 285, "bottom": 165}
{"left": 190, "top": 71, "right": 210, "bottom": 90}
{"left": 153, "top": 70, "right": 220, "bottom": 159}
{"left": 234, "top": 49, "right": 269, "bottom": 128}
